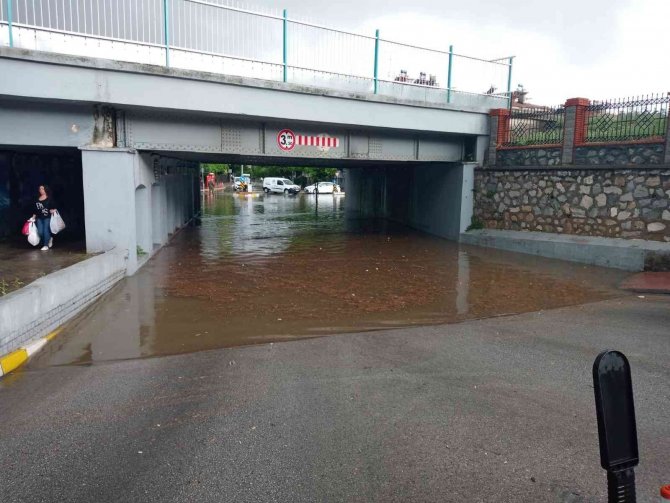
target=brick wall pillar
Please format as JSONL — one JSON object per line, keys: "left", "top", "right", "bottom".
{"left": 664, "top": 110, "right": 670, "bottom": 164}
{"left": 488, "top": 108, "right": 510, "bottom": 166}
{"left": 562, "top": 98, "right": 590, "bottom": 165}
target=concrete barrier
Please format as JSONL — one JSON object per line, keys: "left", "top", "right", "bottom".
{"left": 0, "top": 251, "right": 127, "bottom": 358}
{"left": 460, "top": 229, "right": 670, "bottom": 271}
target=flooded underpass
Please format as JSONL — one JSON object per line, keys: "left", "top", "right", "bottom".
{"left": 29, "top": 191, "right": 630, "bottom": 368}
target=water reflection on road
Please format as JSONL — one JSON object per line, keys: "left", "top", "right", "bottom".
{"left": 31, "top": 192, "right": 628, "bottom": 367}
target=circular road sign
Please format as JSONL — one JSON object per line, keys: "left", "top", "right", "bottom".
{"left": 277, "top": 129, "right": 296, "bottom": 151}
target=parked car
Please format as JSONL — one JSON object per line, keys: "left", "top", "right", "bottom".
{"left": 263, "top": 177, "right": 301, "bottom": 194}
{"left": 303, "top": 182, "right": 341, "bottom": 194}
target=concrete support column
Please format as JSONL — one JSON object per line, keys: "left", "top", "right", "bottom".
{"left": 151, "top": 183, "right": 164, "bottom": 247}
{"left": 475, "top": 135, "right": 489, "bottom": 166}
{"left": 343, "top": 168, "right": 362, "bottom": 214}
{"left": 135, "top": 184, "right": 151, "bottom": 258}
{"left": 81, "top": 147, "right": 138, "bottom": 273}
{"left": 160, "top": 179, "right": 169, "bottom": 241}
{"left": 487, "top": 115, "right": 499, "bottom": 166}
{"left": 562, "top": 98, "right": 590, "bottom": 165}
{"left": 458, "top": 162, "right": 476, "bottom": 235}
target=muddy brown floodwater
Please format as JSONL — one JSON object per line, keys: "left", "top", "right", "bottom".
{"left": 30, "top": 192, "right": 629, "bottom": 367}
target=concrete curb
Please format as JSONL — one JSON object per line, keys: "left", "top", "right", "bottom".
{"left": 0, "top": 251, "right": 126, "bottom": 357}
{"left": 0, "top": 328, "right": 61, "bottom": 377}
{"left": 460, "top": 229, "right": 670, "bottom": 271}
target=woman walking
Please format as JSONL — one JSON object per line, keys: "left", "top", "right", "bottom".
{"left": 32, "top": 185, "right": 57, "bottom": 251}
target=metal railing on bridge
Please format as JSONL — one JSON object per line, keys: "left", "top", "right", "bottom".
{"left": 0, "top": 0, "right": 512, "bottom": 109}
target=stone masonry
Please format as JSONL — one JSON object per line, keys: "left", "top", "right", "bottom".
{"left": 496, "top": 148, "right": 562, "bottom": 167}
{"left": 474, "top": 168, "right": 670, "bottom": 242}
{"left": 573, "top": 144, "right": 664, "bottom": 165}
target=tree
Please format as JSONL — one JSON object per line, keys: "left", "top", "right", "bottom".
{"left": 200, "top": 163, "right": 231, "bottom": 174}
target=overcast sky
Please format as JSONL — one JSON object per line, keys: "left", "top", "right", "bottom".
{"left": 252, "top": 0, "right": 669, "bottom": 105}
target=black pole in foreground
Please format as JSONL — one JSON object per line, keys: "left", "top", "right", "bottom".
{"left": 593, "top": 350, "right": 639, "bottom": 503}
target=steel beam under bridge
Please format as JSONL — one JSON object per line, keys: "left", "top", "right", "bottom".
{"left": 117, "top": 110, "right": 469, "bottom": 164}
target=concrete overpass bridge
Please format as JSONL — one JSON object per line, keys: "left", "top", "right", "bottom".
{"left": 0, "top": 2, "right": 508, "bottom": 273}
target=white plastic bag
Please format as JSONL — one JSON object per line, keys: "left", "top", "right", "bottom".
{"left": 27, "top": 221, "right": 40, "bottom": 246}
{"left": 50, "top": 210, "right": 66, "bottom": 234}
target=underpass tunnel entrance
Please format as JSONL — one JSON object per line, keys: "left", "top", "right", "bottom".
{"left": 0, "top": 148, "right": 85, "bottom": 244}
{"left": 77, "top": 144, "right": 474, "bottom": 277}
{"left": 0, "top": 147, "right": 87, "bottom": 296}
{"left": 190, "top": 155, "right": 473, "bottom": 242}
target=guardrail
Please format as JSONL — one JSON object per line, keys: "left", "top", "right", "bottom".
{"left": 0, "top": 0, "right": 512, "bottom": 108}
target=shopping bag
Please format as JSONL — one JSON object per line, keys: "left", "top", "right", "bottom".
{"left": 50, "top": 210, "right": 66, "bottom": 234}
{"left": 21, "top": 220, "right": 31, "bottom": 236}
{"left": 27, "top": 221, "right": 40, "bottom": 246}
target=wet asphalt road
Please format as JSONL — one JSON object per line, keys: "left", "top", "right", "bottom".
{"left": 1, "top": 295, "right": 669, "bottom": 502}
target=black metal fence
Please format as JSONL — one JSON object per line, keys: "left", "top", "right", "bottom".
{"left": 584, "top": 93, "right": 670, "bottom": 143}
{"left": 502, "top": 106, "right": 565, "bottom": 147}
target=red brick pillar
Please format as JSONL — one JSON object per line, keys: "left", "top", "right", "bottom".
{"left": 563, "top": 98, "right": 590, "bottom": 164}
{"left": 488, "top": 108, "right": 510, "bottom": 166}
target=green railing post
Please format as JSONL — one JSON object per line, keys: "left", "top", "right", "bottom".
{"left": 447, "top": 45, "right": 453, "bottom": 103}
{"left": 163, "top": 0, "right": 170, "bottom": 67}
{"left": 373, "top": 29, "right": 379, "bottom": 94}
{"left": 506, "top": 56, "right": 514, "bottom": 107}
{"left": 7, "top": 0, "right": 14, "bottom": 48}
{"left": 282, "top": 9, "right": 288, "bottom": 83}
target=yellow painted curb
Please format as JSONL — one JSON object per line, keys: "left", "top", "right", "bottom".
{"left": 0, "top": 349, "right": 29, "bottom": 375}
{"left": 46, "top": 328, "right": 63, "bottom": 342}
{"left": 0, "top": 327, "right": 62, "bottom": 377}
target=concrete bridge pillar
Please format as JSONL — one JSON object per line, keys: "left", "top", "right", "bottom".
{"left": 81, "top": 148, "right": 199, "bottom": 276}
{"left": 81, "top": 147, "right": 139, "bottom": 273}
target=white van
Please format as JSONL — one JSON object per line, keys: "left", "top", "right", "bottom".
{"left": 262, "top": 177, "right": 301, "bottom": 194}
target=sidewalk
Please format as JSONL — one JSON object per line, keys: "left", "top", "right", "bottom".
{"left": 621, "top": 272, "right": 670, "bottom": 294}
{"left": 0, "top": 239, "right": 88, "bottom": 296}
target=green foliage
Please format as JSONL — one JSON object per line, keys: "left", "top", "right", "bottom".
{"left": 201, "top": 163, "right": 231, "bottom": 174}
{"left": 507, "top": 118, "right": 565, "bottom": 147}
{"left": 466, "top": 216, "right": 485, "bottom": 231}
{"left": 136, "top": 246, "right": 147, "bottom": 257}
{"left": 508, "top": 111, "right": 667, "bottom": 146}
{"left": 248, "top": 165, "right": 295, "bottom": 179}
{"left": 0, "top": 278, "right": 24, "bottom": 296}
{"left": 585, "top": 112, "right": 666, "bottom": 142}
{"left": 245, "top": 165, "right": 338, "bottom": 186}
{"left": 302, "top": 167, "right": 337, "bottom": 181}
{"left": 200, "top": 163, "right": 338, "bottom": 187}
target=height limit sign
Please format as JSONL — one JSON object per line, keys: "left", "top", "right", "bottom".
{"left": 277, "top": 129, "right": 295, "bottom": 151}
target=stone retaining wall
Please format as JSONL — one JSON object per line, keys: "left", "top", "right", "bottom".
{"left": 496, "top": 147, "right": 562, "bottom": 167}
{"left": 474, "top": 168, "right": 670, "bottom": 242}
{"left": 573, "top": 143, "right": 664, "bottom": 166}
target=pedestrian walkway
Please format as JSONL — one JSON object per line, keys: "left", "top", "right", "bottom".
{"left": 620, "top": 272, "right": 670, "bottom": 294}
{"left": 0, "top": 239, "right": 88, "bottom": 297}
